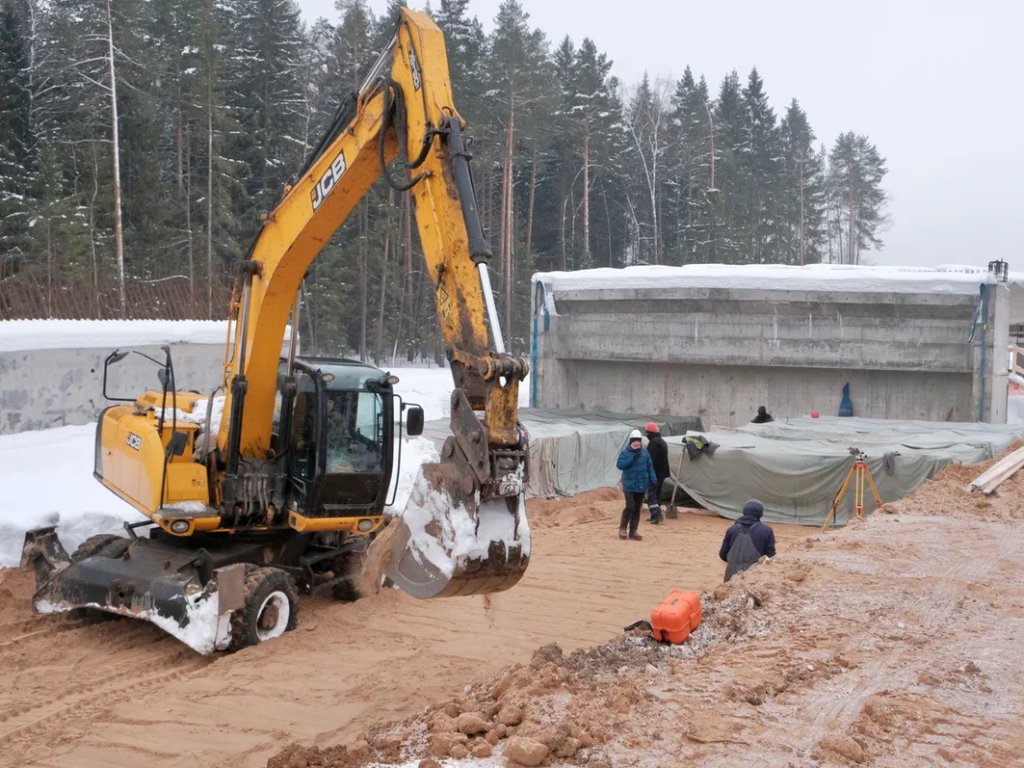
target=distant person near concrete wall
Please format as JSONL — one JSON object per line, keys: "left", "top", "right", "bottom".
{"left": 751, "top": 406, "right": 774, "bottom": 424}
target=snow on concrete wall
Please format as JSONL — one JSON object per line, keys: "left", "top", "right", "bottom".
{"left": 0, "top": 321, "right": 298, "bottom": 434}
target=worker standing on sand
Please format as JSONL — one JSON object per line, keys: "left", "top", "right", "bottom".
{"left": 719, "top": 500, "right": 776, "bottom": 581}
{"left": 617, "top": 429, "right": 657, "bottom": 541}
{"left": 645, "top": 422, "right": 669, "bottom": 525}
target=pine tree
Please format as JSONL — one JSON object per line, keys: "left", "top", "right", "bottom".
{"left": 485, "top": 0, "right": 549, "bottom": 344}
{"left": 0, "top": 0, "right": 35, "bottom": 274}
{"left": 827, "top": 132, "right": 888, "bottom": 264}
{"left": 229, "top": 0, "right": 305, "bottom": 218}
{"left": 740, "top": 68, "right": 779, "bottom": 263}
{"left": 666, "top": 67, "right": 715, "bottom": 263}
{"left": 778, "top": 99, "right": 824, "bottom": 264}
{"left": 711, "top": 70, "right": 744, "bottom": 262}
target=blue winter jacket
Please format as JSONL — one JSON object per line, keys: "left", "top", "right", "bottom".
{"left": 617, "top": 445, "right": 657, "bottom": 493}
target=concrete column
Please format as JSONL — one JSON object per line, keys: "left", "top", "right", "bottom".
{"left": 971, "top": 282, "right": 1010, "bottom": 424}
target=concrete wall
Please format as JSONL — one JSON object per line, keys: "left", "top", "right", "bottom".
{"left": 0, "top": 344, "right": 224, "bottom": 434}
{"left": 532, "top": 281, "right": 1009, "bottom": 428}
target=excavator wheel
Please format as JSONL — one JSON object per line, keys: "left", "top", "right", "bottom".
{"left": 229, "top": 566, "right": 299, "bottom": 651}
{"left": 71, "top": 534, "right": 128, "bottom": 563}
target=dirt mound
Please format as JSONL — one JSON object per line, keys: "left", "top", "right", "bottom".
{"left": 526, "top": 487, "right": 622, "bottom": 528}
{"left": 269, "top": 490, "right": 1024, "bottom": 768}
{"left": 0, "top": 567, "right": 36, "bottom": 623}
{"left": 355, "top": 519, "right": 397, "bottom": 597}
{"left": 883, "top": 440, "right": 1024, "bottom": 520}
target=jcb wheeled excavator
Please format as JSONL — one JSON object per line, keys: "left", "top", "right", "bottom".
{"left": 20, "top": 9, "right": 530, "bottom": 654}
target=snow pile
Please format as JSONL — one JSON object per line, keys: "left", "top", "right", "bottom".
{"left": 155, "top": 394, "right": 226, "bottom": 435}
{"left": 0, "top": 425, "right": 144, "bottom": 567}
{"left": 400, "top": 477, "right": 531, "bottom": 580}
{"left": 0, "top": 319, "right": 229, "bottom": 352}
{"left": 0, "top": 422, "right": 445, "bottom": 567}
{"left": 387, "top": 365, "right": 529, "bottom": 422}
{"left": 533, "top": 263, "right": 1022, "bottom": 308}
{"left": 0, "top": 362, "right": 527, "bottom": 567}
{"left": 390, "top": 436, "right": 441, "bottom": 513}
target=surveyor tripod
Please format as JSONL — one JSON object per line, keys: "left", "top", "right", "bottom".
{"left": 821, "top": 451, "right": 883, "bottom": 531}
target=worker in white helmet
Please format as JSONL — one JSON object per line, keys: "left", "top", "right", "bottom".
{"left": 616, "top": 428, "right": 657, "bottom": 541}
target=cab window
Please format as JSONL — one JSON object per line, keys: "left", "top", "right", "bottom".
{"left": 324, "top": 390, "right": 383, "bottom": 474}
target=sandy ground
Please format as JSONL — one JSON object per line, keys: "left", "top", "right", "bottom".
{"left": 0, "top": 490, "right": 805, "bottom": 768}
{"left": 268, "top": 451, "right": 1024, "bottom": 768}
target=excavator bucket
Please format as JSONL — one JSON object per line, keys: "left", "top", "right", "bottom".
{"left": 384, "top": 460, "right": 530, "bottom": 599}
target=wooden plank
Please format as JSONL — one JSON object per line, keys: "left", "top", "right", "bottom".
{"left": 967, "top": 446, "right": 1024, "bottom": 494}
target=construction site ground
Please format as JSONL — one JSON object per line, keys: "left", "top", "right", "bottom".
{"left": 2, "top": 457, "right": 1024, "bottom": 767}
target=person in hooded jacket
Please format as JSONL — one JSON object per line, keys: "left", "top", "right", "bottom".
{"left": 751, "top": 405, "right": 774, "bottom": 424}
{"left": 616, "top": 429, "right": 656, "bottom": 541}
{"left": 644, "top": 422, "right": 669, "bottom": 524}
{"left": 719, "top": 499, "right": 776, "bottom": 581}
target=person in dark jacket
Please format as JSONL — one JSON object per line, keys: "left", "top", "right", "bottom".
{"left": 751, "top": 405, "right": 774, "bottom": 424}
{"left": 644, "top": 422, "right": 669, "bottom": 524}
{"left": 719, "top": 499, "right": 776, "bottom": 581}
{"left": 616, "top": 429, "right": 656, "bottom": 541}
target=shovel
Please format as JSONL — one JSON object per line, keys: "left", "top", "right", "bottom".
{"left": 667, "top": 446, "right": 686, "bottom": 518}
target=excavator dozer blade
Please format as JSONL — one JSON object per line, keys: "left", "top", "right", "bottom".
{"left": 384, "top": 461, "right": 530, "bottom": 599}
{"left": 21, "top": 530, "right": 243, "bottom": 655}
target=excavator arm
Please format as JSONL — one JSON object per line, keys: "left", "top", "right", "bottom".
{"left": 214, "top": 9, "right": 530, "bottom": 597}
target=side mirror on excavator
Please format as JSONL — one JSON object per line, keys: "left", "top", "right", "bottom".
{"left": 406, "top": 405, "right": 424, "bottom": 437}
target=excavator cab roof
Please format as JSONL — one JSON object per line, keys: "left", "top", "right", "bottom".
{"left": 291, "top": 357, "right": 393, "bottom": 391}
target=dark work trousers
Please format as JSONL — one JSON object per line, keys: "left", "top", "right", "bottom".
{"left": 647, "top": 478, "right": 665, "bottom": 519}
{"left": 620, "top": 491, "right": 646, "bottom": 536}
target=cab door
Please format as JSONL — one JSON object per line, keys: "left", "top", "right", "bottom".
{"left": 285, "top": 370, "right": 319, "bottom": 515}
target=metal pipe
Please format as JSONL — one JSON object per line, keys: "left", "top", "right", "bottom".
{"left": 237, "top": 271, "right": 253, "bottom": 374}
{"left": 287, "top": 290, "right": 300, "bottom": 372}
{"left": 477, "top": 262, "right": 505, "bottom": 354}
{"left": 359, "top": 35, "right": 396, "bottom": 94}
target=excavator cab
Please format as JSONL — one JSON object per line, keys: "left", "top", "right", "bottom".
{"left": 272, "top": 358, "right": 423, "bottom": 523}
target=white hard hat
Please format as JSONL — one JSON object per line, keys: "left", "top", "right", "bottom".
{"left": 628, "top": 429, "right": 643, "bottom": 441}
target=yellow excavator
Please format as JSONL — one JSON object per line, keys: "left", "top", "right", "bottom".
{"left": 20, "top": 9, "right": 530, "bottom": 654}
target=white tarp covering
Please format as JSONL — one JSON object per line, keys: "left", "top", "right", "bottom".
{"left": 668, "top": 416, "right": 1024, "bottom": 527}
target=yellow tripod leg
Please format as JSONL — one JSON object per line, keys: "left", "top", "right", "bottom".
{"left": 864, "top": 466, "right": 884, "bottom": 512}
{"left": 822, "top": 464, "right": 856, "bottom": 532}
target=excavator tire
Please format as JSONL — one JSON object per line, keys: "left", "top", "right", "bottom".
{"left": 71, "top": 534, "right": 127, "bottom": 562}
{"left": 229, "top": 566, "right": 299, "bottom": 651}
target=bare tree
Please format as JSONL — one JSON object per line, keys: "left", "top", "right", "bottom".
{"left": 622, "top": 76, "right": 672, "bottom": 264}
{"left": 104, "top": 0, "right": 125, "bottom": 316}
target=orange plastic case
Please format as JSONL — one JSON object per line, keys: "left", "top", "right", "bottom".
{"left": 650, "top": 590, "right": 703, "bottom": 644}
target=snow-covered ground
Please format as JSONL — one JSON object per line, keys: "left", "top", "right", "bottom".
{"left": 0, "top": 365, "right": 526, "bottom": 567}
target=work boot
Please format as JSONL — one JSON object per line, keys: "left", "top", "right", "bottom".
{"left": 619, "top": 509, "right": 630, "bottom": 539}
{"left": 629, "top": 532, "right": 643, "bottom": 541}
{"left": 619, "top": 527, "right": 628, "bottom": 540}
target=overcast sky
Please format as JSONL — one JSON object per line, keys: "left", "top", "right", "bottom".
{"left": 295, "top": 0, "right": 1023, "bottom": 270}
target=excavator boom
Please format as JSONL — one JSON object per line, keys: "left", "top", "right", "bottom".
{"left": 209, "top": 9, "right": 531, "bottom": 598}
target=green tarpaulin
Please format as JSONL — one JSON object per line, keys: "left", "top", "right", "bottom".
{"left": 666, "top": 417, "right": 1024, "bottom": 527}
